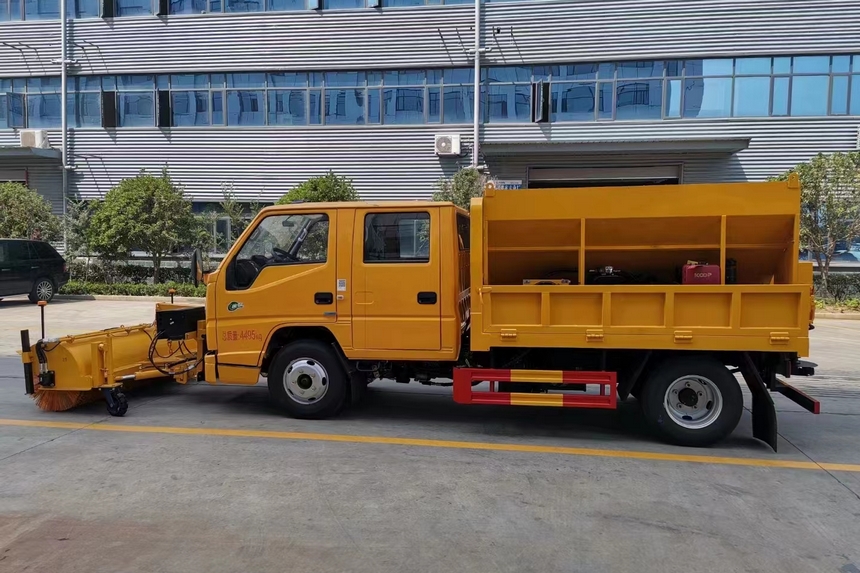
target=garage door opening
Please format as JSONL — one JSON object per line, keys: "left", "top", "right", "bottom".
{"left": 528, "top": 166, "right": 680, "bottom": 188}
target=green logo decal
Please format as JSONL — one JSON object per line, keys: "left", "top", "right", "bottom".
{"left": 227, "top": 301, "right": 244, "bottom": 312}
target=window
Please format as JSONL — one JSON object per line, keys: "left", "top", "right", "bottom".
{"left": 364, "top": 212, "right": 430, "bottom": 263}
{"left": 268, "top": 90, "right": 307, "bottom": 125}
{"left": 683, "top": 77, "right": 732, "bottom": 118}
{"left": 25, "top": 0, "right": 59, "bottom": 19}
{"left": 791, "top": 76, "right": 829, "bottom": 116}
{"left": 26, "top": 93, "right": 62, "bottom": 128}
{"left": 552, "top": 82, "right": 595, "bottom": 121}
{"left": 115, "top": 0, "right": 153, "bottom": 16}
{"left": 226, "top": 0, "right": 261, "bottom": 11}
{"left": 324, "top": 89, "right": 365, "bottom": 125}
{"left": 232, "top": 213, "right": 329, "bottom": 289}
{"left": 456, "top": 214, "right": 469, "bottom": 251}
{"left": 324, "top": 0, "right": 363, "bottom": 6}
{"left": 172, "top": 91, "right": 209, "bottom": 126}
{"left": 227, "top": 90, "right": 265, "bottom": 125}
{"left": 733, "top": 76, "right": 770, "bottom": 117}
{"left": 615, "top": 79, "right": 662, "bottom": 120}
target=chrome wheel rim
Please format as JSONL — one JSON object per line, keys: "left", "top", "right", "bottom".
{"left": 36, "top": 280, "right": 53, "bottom": 301}
{"left": 663, "top": 375, "right": 723, "bottom": 429}
{"left": 283, "top": 358, "right": 328, "bottom": 405}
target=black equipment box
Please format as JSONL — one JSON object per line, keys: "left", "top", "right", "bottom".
{"left": 156, "top": 306, "right": 206, "bottom": 340}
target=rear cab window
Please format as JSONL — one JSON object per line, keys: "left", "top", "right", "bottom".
{"left": 364, "top": 212, "right": 430, "bottom": 263}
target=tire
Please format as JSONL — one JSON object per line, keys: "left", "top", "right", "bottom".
{"left": 640, "top": 355, "right": 743, "bottom": 448}
{"left": 267, "top": 340, "right": 348, "bottom": 419}
{"left": 29, "top": 277, "right": 56, "bottom": 303}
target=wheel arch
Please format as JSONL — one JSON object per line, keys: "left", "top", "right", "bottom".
{"left": 259, "top": 325, "right": 344, "bottom": 375}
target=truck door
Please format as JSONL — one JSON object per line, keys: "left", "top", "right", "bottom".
{"left": 352, "top": 208, "right": 441, "bottom": 351}
{"left": 215, "top": 209, "right": 337, "bottom": 369}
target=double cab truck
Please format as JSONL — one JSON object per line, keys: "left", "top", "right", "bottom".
{"left": 21, "top": 176, "right": 818, "bottom": 450}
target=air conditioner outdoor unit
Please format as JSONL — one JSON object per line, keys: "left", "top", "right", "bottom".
{"left": 20, "top": 129, "right": 49, "bottom": 149}
{"left": 434, "top": 134, "right": 461, "bottom": 157}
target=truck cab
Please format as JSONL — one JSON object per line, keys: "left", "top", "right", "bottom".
{"left": 203, "top": 201, "right": 470, "bottom": 391}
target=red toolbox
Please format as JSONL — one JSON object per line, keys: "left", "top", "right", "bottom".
{"left": 682, "top": 262, "right": 721, "bottom": 284}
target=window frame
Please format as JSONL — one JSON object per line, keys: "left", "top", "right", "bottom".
{"left": 363, "top": 211, "right": 431, "bottom": 264}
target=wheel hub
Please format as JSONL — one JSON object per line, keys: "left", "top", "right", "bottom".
{"left": 663, "top": 375, "right": 723, "bottom": 430}
{"left": 283, "top": 358, "right": 328, "bottom": 405}
{"left": 678, "top": 387, "right": 698, "bottom": 407}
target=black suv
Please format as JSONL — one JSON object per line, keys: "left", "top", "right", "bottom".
{"left": 0, "top": 239, "right": 69, "bottom": 303}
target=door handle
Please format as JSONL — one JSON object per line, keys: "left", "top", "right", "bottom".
{"left": 417, "top": 292, "right": 437, "bottom": 305}
{"left": 314, "top": 292, "right": 333, "bottom": 305}
{"left": 30, "top": 266, "right": 39, "bottom": 269}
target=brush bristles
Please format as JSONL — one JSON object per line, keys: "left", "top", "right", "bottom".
{"left": 32, "top": 389, "right": 101, "bottom": 412}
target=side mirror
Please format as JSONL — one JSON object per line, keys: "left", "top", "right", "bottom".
{"left": 191, "top": 248, "right": 203, "bottom": 288}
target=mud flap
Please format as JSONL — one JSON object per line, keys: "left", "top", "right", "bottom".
{"left": 739, "top": 353, "right": 778, "bottom": 452}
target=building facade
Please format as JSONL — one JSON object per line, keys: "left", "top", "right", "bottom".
{"left": 1, "top": 0, "right": 859, "bottom": 225}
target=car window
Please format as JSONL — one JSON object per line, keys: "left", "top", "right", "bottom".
{"left": 32, "top": 242, "right": 58, "bottom": 259}
{"left": 364, "top": 212, "right": 430, "bottom": 263}
{"left": 7, "top": 242, "right": 32, "bottom": 262}
{"left": 0, "top": 242, "right": 7, "bottom": 263}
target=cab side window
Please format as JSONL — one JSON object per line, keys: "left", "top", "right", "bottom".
{"left": 364, "top": 212, "right": 430, "bottom": 263}
{"left": 229, "top": 213, "right": 329, "bottom": 290}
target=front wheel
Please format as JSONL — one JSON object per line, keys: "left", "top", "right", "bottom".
{"left": 29, "top": 277, "right": 56, "bottom": 303}
{"left": 640, "top": 356, "right": 743, "bottom": 448}
{"left": 267, "top": 340, "right": 348, "bottom": 419}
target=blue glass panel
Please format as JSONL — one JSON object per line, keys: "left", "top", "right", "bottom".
{"left": 7, "top": 93, "right": 25, "bottom": 127}
{"left": 617, "top": 61, "right": 663, "bottom": 78}
{"left": 102, "top": 76, "right": 116, "bottom": 90}
{"left": 615, "top": 79, "right": 662, "bottom": 120}
{"left": 10, "top": 0, "right": 21, "bottom": 19}
{"left": 227, "top": 73, "right": 266, "bottom": 88}
{"left": 484, "top": 84, "right": 529, "bottom": 123}
{"left": 1, "top": 0, "right": 8, "bottom": 21}
{"left": 427, "top": 87, "right": 440, "bottom": 122}
{"left": 485, "top": 66, "right": 531, "bottom": 83}
{"left": 384, "top": 0, "right": 422, "bottom": 5}
{"left": 226, "top": 90, "right": 265, "bottom": 125}
{"left": 367, "top": 71, "right": 382, "bottom": 86}
{"left": 269, "top": 72, "right": 308, "bottom": 87}
{"left": 733, "top": 76, "right": 770, "bottom": 117}
{"left": 171, "top": 74, "right": 208, "bottom": 89}
{"left": 772, "top": 77, "right": 789, "bottom": 115}
{"left": 118, "top": 93, "right": 154, "bottom": 126}
{"left": 267, "top": 90, "right": 307, "bottom": 125}
{"left": 325, "top": 71, "right": 365, "bottom": 87}
{"left": 851, "top": 75, "right": 860, "bottom": 114}
{"left": 365, "top": 88, "right": 379, "bottom": 123}
{"left": 443, "top": 0, "right": 469, "bottom": 4}
{"left": 211, "top": 74, "right": 226, "bottom": 88}
{"left": 24, "top": 0, "right": 59, "bottom": 19}
{"left": 168, "top": 0, "right": 206, "bottom": 13}
{"left": 666, "top": 61, "right": 682, "bottom": 77}
{"left": 735, "top": 57, "right": 770, "bottom": 75}
{"left": 531, "top": 66, "right": 554, "bottom": 81}
{"left": 443, "top": 68, "right": 473, "bottom": 85}
{"left": 310, "top": 73, "right": 324, "bottom": 87}
{"left": 427, "top": 69, "right": 443, "bottom": 84}
{"left": 790, "top": 76, "right": 828, "bottom": 116}
{"left": 226, "top": 0, "right": 262, "bottom": 11}
{"left": 442, "top": 86, "right": 473, "bottom": 123}
{"left": 554, "top": 64, "right": 596, "bottom": 80}
{"left": 309, "top": 90, "right": 322, "bottom": 124}
{"left": 268, "top": 0, "right": 304, "bottom": 9}
{"left": 384, "top": 70, "right": 425, "bottom": 85}
{"left": 75, "top": 76, "right": 101, "bottom": 91}
{"left": 324, "top": 88, "right": 365, "bottom": 125}
{"left": 210, "top": 0, "right": 220, "bottom": 10}
{"left": 117, "top": 75, "right": 155, "bottom": 89}
{"left": 116, "top": 0, "right": 153, "bottom": 16}
{"left": 26, "top": 94, "right": 61, "bottom": 127}
{"left": 11, "top": 79, "right": 26, "bottom": 92}
{"left": 382, "top": 87, "right": 424, "bottom": 124}
{"left": 551, "top": 82, "right": 595, "bottom": 122}
{"left": 682, "top": 77, "right": 732, "bottom": 118}
{"left": 0, "top": 79, "right": 10, "bottom": 92}
{"left": 172, "top": 91, "right": 209, "bottom": 126}
{"left": 211, "top": 91, "right": 223, "bottom": 124}
{"left": 597, "top": 63, "right": 615, "bottom": 79}
{"left": 27, "top": 77, "right": 61, "bottom": 92}
{"left": 665, "top": 79, "right": 681, "bottom": 118}
{"left": 0, "top": 95, "right": 6, "bottom": 128}
{"left": 832, "top": 55, "right": 851, "bottom": 74}
{"left": 66, "top": 93, "right": 101, "bottom": 127}
{"left": 793, "top": 56, "right": 830, "bottom": 74}
{"left": 830, "top": 76, "right": 849, "bottom": 114}
{"left": 324, "top": 0, "right": 363, "bottom": 7}
{"left": 156, "top": 75, "right": 169, "bottom": 90}
{"left": 773, "top": 57, "right": 791, "bottom": 74}
{"left": 598, "top": 82, "right": 613, "bottom": 119}
{"left": 685, "top": 59, "right": 733, "bottom": 76}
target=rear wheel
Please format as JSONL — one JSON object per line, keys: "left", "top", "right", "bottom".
{"left": 267, "top": 340, "right": 348, "bottom": 419}
{"left": 640, "top": 356, "right": 743, "bottom": 447}
{"left": 29, "top": 277, "right": 55, "bottom": 303}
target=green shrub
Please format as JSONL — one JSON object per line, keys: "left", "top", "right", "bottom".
{"left": 67, "top": 261, "right": 194, "bottom": 284}
{"left": 0, "top": 182, "right": 62, "bottom": 241}
{"left": 814, "top": 273, "right": 860, "bottom": 301}
{"left": 60, "top": 281, "right": 206, "bottom": 298}
{"left": 277, "top": 171, "right": 359, "bottom": 204}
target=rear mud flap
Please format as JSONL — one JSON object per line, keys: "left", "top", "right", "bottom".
{"left": 739, "top": 353, "right": 778, "bottom": 452}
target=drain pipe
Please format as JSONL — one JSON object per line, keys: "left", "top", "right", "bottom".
{"left": 59, "top": 0, "right": 68, "bottom": 251}
{"left": 471, "top": 0, "right": 480, "bottom": 168}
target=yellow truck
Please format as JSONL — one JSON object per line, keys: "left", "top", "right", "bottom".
{"left": 19, "top": 176, "right": 819, "bottom": 450}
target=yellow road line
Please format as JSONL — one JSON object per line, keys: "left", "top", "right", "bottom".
{"left": 2, "top": 418, "right": 859, "bottom": 473}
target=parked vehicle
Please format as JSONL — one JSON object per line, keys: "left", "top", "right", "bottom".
{"left": 20, "top": 177, "right": 819, "bottom": 450}
{"left": 0, "top": 239, "right": 69, "bottom": 303}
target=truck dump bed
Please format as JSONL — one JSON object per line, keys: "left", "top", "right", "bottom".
{"left": 468, "top": 177, "right": 811, "bottom": 356}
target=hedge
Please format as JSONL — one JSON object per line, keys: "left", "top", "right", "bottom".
{"left": 814, "top": 273, "right": 860, "bottom": 301}
{"left": 68, "top": 260, "right": 193, "bottom": 284}
{"left": 60, "top": 281, "right": 206, "bottom": 298}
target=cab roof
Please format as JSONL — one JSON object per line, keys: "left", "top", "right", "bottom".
{"left": 260, "top": 201, "right": 467, "bottom": 216}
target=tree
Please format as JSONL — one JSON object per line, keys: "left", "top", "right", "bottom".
{"left": 90, "top": 169, "right": 195, "bottom": 283}
{"left": 219, "top": 182, "right": 262, "bottom": 246}
{"left": 0, "top": 182, "right": 62, "bottom": 241}
{"left": 772, "top": 152, "right": 860, "bottom": 294}
{"left": 433, "top": 167, "right": 486, "bottom": 210}
{"left": 277, "top": 171, "right": 359, "bottom": 204}
{"left": 65, "top": 198, "right": 100, "bottom": 280}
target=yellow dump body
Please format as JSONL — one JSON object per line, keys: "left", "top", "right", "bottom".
{"left": 469, "top": 177, "right": 812, "bottom": 356}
